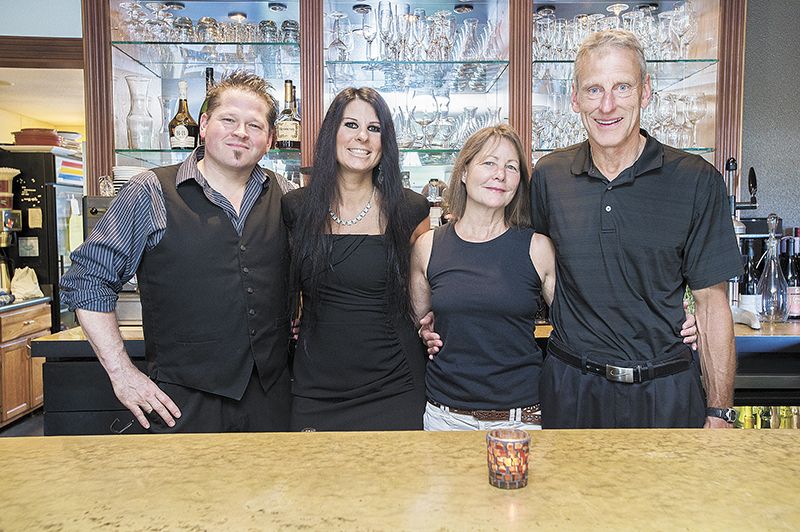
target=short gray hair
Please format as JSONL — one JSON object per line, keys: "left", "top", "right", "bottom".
{"left": 573, "top": 29, "right": 648, "bottom": 88}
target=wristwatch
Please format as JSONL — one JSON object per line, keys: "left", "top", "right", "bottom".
{"left": 706, "top": 407, "right": 737, "bottom": 423}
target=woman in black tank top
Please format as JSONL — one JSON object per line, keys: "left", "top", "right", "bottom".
{"left": 409, "top": 125, "right": 557, "bottom": 431}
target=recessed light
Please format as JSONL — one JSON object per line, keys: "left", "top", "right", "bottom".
{"left": 228, "top": 11, "right": 247, "bottom": 22}
{"left": 165, "top": 2, "right": 185, "bottom": 9}
{"left": 353, "top": 4, "right": 372, "bottom": 14}
{"left": 536, "top": 5, "right": 556, "bottom": 15}
{"left": 453, "top": 3, "right": 473, "bottom": 14}
{"left": 268, "top": 2, "right": 287, "bottom": 11}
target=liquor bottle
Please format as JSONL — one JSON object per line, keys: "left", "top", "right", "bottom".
{"left": 198, "top": 68, "right": 215, "bottom": 146}
{"left": 198, "top": 67, "right": 215, "bottom": 119}
{"left": 738, "top": 238, "right": 760, "bottom": 315}
{"left": 757, "top": 214, "right": 789, "bottom": 323}
{"left": 741, "top": 406, "right": 754, "bottom": 429}
{"left": 784, "top": 237, "right": 800, "bottom": 319}
{"left": 169, "top": 79, "right": 199, "bottom": 149}
{"left": 275, "top": 80, "right": 301, "bottom": 149}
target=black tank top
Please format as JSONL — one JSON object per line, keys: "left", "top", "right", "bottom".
{"left": 426, "top": 223, "right": 543, "bottom": 409}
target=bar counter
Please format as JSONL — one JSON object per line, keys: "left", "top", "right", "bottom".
{"left": 1, "top": 429, "right": 798, "bottom": 530}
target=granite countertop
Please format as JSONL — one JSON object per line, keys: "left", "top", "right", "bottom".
{"left": 0, "top": 295, "right": 51, "bottom": 313}
{"left": 0, "top": 429, "right": 797, "bottom": 530}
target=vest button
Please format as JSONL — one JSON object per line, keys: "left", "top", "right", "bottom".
{"left": 240, "top": 244, "right": 247, "bottom": 252}
{"left": 242, "top": 267, "right": 249, "bottom": 274}
{"left": 247, "top": 287, "right": 254, "bottom": 294}
{"left": 248, "top": 309, "right": 256, "bottom": 316}
{"left": 250, "top": 329, "right": 256, "bottom": 336}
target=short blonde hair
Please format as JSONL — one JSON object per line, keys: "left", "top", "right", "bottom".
{"left": 574, "top": 29, "right": 647, "bottom": 88}
{"left": 204, "top": 70, "right": 278, "bottom": 131}
{"left": 447, "top": 124, "right": 531, "bottom": 228}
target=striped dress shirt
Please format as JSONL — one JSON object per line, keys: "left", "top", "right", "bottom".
{"left": 60, "top": 147, "right": 293, "bottom": 313}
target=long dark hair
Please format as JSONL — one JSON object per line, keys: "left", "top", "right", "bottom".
{"left": 289, "top": 87, "right": 413, "bottom": 322}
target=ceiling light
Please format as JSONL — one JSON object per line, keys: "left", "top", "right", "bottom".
{"left": 164, "top": 2, "right": 185, "bottom": 9}
{"left": 453, "top": 3, "right": 473, "bottom": 14}
{"left": 268, "top": 2, "right": 287, "bottom": 11}
{"left": 353, "top": 4, "right": 372, "bottom": 14}
{"left": 228, "top": 11, "right": 247, "bottom": 22}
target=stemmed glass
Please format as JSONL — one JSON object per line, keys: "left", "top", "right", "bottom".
{"left": 684, "top": 93, "right": 707, "bottom": 147}
{"left": 360, "top": 8, "right": 378, "bottom": 64}
{"left": 606, "top": 3, "right": 629, "bottom": 27}
{"left": 326, "top": 12, "right": 353, "bottom": 62}
{"left": 670, "top": 1, "right": 698, "bottom": 59}
{"left": 378, "top": 1, "right": 396, "bottom": 60}
{"left": 410, "top": 90, "right": 438, "bottom": 148}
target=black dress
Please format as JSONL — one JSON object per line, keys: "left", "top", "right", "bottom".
{"left": 282, "top": 188, "right": 429, "bottom": 431}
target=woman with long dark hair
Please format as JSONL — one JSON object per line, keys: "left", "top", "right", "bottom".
{"left": 281, "top": 87, "right": 430, "bottom": 430}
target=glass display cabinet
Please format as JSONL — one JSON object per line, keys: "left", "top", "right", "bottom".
{"left": 108, "top": 0, "right": 302, "bottom": 181}
{"left": 322, "top": 0, "right": 510, "bottom": 193}
{"left": 530, "top": 0, "right": 720, "bottom": 165}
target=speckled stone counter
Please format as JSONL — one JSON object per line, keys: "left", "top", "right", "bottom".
{"left": 0, "top": 429, "right": 798, "bottom": 530}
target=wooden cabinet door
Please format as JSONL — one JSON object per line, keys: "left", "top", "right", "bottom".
{"left": 1, "top": 337, "right": 31, "bottom": 422}
{"left": 27, "top": 330, "right": 50, "bottom": 409}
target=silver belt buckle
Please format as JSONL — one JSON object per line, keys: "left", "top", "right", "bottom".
{"left": 606, "top": 364, "right": 634, "bottom": 383}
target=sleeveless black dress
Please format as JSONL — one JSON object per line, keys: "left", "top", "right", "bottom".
{"left": 282, "top": 188, "right": 429, "bottom": 431}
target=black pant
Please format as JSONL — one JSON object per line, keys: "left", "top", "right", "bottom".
{"left": 540, "top": 352, "right": 706, "bottom": 429}
{"left": 135, "top": 366, "right": 291, "bottom": 433}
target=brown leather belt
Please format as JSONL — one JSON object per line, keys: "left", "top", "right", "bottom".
{"left": 428, "top": 399, "right": 542, "bottom": 424}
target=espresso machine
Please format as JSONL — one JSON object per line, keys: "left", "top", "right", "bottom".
{"left": 0, "top": 208, "right": 22, "bottom": 305}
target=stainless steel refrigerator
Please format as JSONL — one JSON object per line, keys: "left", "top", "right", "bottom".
{"left": 0, "top": 148, "right": 84, "bottom": 332}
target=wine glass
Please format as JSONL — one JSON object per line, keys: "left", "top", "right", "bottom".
{"left": 670, "top": 1, "right": 698, "bottom": 59}
{"left": 410, "top": 90, "right": 438, "bottom": 148}
{"left": 360, "top": 8, "right": 378, "bottom": 63}
{"left": 606, "top": 3, "right": 629, "bottom": 28}
{"left": 326, "top": 12, "right": 352, "bottom": 62}
{"left": 684, "top": 93, "right": 707, "bottom": 147}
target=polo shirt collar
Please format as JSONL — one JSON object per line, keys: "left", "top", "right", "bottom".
{"left": 570, "top": 129, "right": 664, "bottom": 179}
{"left": 174, "top": 146, "right": 269, "bottom": 189}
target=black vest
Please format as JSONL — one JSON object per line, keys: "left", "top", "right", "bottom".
{"left": 137, "top": 164, "right": 290, "bottom": 400}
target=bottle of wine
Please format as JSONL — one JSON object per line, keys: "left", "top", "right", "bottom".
{"left": 198, "top": 67, "right": 215, "bottom": 119}
{"left": 198, "top": 68, "right": 215, "bottom": 146}
{"left": 784, "top": 237, "right": 800, "bottom": 319}
{"left": 738, "top": 238, "right": 760, "bottom": 315}
{"left": 169, "top": 79, "right": 199, "bottom": 149}
{"left": 275, "top": 79, "right": 301, "bottom": 149}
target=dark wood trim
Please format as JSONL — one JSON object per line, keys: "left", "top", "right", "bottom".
{"left": 0, "top": 36, "right": 83, "bottom": 69}
{"left": 299, "top": 0, "right": 323, "bottom": 173}
{"left": 508, "top": 0, "right": 533, "bottom": 166}
{"left": 81, "top": 0, "right": 114, "bottom": 196}
{"left": 715, "top": 0, "right": 747, "bottom": 178}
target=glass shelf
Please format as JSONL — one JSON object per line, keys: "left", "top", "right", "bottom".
{"left": 112, "top": 41, "right": 300, "bottom": 78}
{"left": 115, "top": 148, "right": 300, "bottom": 167}
{"left": 532, "top": 59, "right": 718, "bottom": 92}
{"left": 326, "top": 60, "right": 509, "bottom": 94}
{"left": 533, "top": 147, "right": 715, "bottom": 154}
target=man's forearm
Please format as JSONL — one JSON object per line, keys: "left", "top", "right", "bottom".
{"left": 693, "top": 283, "right": 736, "bottom": 407}
{"left": 75, "top": 308, "right": 136, "bottom": 378}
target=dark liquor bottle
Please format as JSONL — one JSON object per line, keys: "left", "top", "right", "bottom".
{"left": 275, "top": 80, "right": 301, "bottom": 149}
{"left": 197, "top": 68, "right": 214, "bottom": 146}
{"left": 785, "top": 237, "right": 800, "bottom": 319}
{"left": 169, "top": 80, "right": 199, "bottom": 149}
{"left": 198, "top": 67, "right": 215, "bottom": 118}
{"left": 738, "top": 238, "right": 760, "bottom": 315}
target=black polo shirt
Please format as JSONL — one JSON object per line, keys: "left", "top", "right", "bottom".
{"left": 531, "top": 131, "right": 742, "bottom": 361}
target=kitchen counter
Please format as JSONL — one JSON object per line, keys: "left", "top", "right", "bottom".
{"left": 0, "top": 295, "right": 51, "bottom": 314}
{"left": 0, "top": 429, "right": 798, "bottom": 530}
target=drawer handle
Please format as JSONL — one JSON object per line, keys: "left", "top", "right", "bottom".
{"left": 23, "top": 319, "right": 36, "bottom": 326}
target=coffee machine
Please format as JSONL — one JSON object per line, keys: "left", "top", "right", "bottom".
{"left": 0, "top": 208, "right": 22, "bottom": 305}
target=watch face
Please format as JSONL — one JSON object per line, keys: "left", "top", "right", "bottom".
{"left": 725, "top": 408, "right": 737, "bottom": 423}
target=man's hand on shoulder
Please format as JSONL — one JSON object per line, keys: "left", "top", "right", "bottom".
{"left": 418, "top": 311, "right": 442, "bottom": 360}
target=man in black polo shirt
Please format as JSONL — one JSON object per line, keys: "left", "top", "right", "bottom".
{"left": 61, "top": 72, "right": 293, "bottom": 433}
{"left": 531, "top": 30, "right": 742, "bottom": 428}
